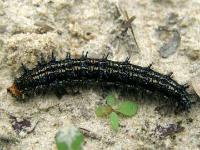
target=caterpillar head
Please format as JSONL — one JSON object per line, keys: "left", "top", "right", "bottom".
{"left": 7, "top": 83, "right": 23, "bottom": 99}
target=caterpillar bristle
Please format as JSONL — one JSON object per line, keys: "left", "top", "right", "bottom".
{"left": 183, "top": 83, "right": 190, "bottom": 89}
{"left": 146, "top": 63, "right": 153, "bottom": 70}
{"left": 21, "top": 63, "right": 29, "bottom": 74}
{"left": 40, "top": 53, "right": 46, "bottom": 64}
{"left": 166, "top": 72, "right": 173, "bottom": 78}
{"left": 66, "top": 52, "right": 71, "bottom": 59}
{"left": 81, "top": 51, "right": 88, "bottom": 59}
{"left": 124, "top": 57, "right": 130, "bottom": 64}
{"left": 51, "top": 52, "right": 56, "bottom": 62}
{"left": 103, "top": 53, "right": 110, "bottom": 60}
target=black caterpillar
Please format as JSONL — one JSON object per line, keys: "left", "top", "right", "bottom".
{"left": 7, "top": 52, "right": 191, "bottom": 112}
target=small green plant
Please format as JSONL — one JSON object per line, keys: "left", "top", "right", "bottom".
{"left": 55, "top": 126, "right": 84, "bottom": 150}
{"left": 95, "top": 93, "right": 138, "bottom": 131}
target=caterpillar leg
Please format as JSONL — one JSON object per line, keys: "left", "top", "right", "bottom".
{"left": 54, "top": 87, "right": 67, "bottom": 99}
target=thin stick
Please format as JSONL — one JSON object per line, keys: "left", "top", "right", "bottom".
{"left": 124, "top": 10, "right": 140, "bottom": 51}
{"left": 79, "top": 127, "right": 101, "bottom": 140}
{"left": 27, "top": 121, "right": 39, "bottom": 134}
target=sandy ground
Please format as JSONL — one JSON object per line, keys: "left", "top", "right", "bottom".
{"left": 0, "top": 0, "right": 200, "bottom": 149}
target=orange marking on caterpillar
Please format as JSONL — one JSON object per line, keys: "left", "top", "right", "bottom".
{"left": 7, "top": 84, "right": 22, "bottom": 98}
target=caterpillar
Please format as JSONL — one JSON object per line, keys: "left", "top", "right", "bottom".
{"left": 7, "top": 52, "right": 191, "bottom": 112}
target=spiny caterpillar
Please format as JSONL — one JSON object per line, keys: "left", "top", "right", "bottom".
{"left": 7, "top": 52, "right": 191, "bottom": 112}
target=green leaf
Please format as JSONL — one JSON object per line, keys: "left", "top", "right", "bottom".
{"left": 109, "top": 112, "right": 119, "bottom": 131}
{"left": 115, "top": 101, "right": 138, "bottom": 117}
{"left": 71, "top": 131, "right": 84, "bottom": 150}
{"left": 95, "top": 106, "right": 112, "bottom": 117}
{"left": 106, "top": 94, "right": 116, "bottom": 106}
{"left": 55, "top": 126, "right": 84, "bottom": 150}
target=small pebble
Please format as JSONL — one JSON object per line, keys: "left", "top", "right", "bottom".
{"left": 159, "top": 29, "right": 181, "bottom": 58}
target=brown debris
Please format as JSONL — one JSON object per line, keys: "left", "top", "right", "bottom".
{"left": 9, "top": 115, "right": 31, "bottom": 134}
{"left": 154, "top": 123, "right": 185, "bottom": 139}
